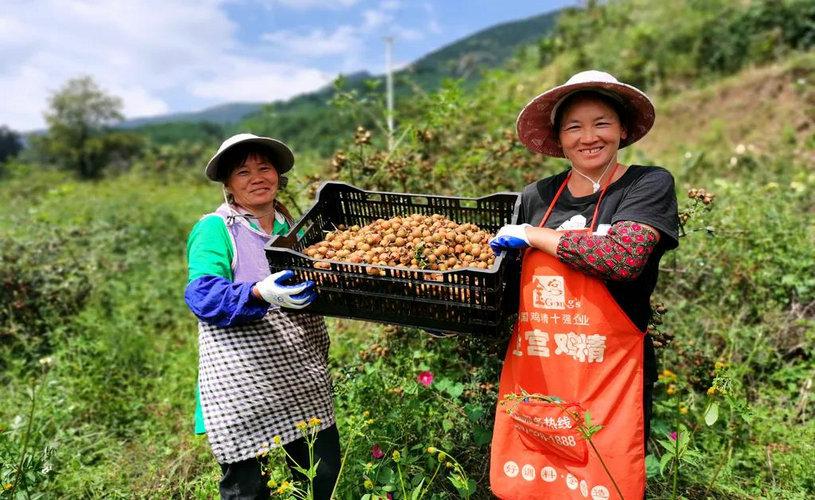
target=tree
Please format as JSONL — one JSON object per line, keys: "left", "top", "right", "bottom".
{"left": 0, "top": 126, "right": 23, "bottom": 164}
{"left": 40, "top": 76, "right": 143, "bottom": 178}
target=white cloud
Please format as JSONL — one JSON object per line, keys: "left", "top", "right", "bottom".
{"left": 0, "top": 0, "right": 235, "bottom": 130}
{"left": 391, "top": 26, "right": 424, "bottom": 41}
{"left": 190, "top": 60, "right": 333, "bottom": 102}
{"left": 380, "top": 0, "right": 401, "bottom": 10}
{"left": 111, "top": 86, "right": 171, "bottom": 120}
{"left": 362, "top": 9, "right": 392, "bottom": 30}
{"left": 0, "top": 66, "right": 52, "bottom": 131}
{"left": 261, "top": 26, "right": 361, "bottom": 57}
{"left": 0, "top": 0, "right": 342, "bottom": 131}
{"left": 423, "top": 2, "right": 442, "bottom": 35}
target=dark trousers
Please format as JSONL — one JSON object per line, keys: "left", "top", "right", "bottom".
{"left": 219, "top": 424, "right": 342, "bottom": 500}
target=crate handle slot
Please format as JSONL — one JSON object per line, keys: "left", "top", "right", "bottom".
{"left": 459, "top": 199, "right": 478, "bottom": 209}
{"left": 300, "top": 221, "right": 314, "bottom": 238}
{"left": 412, "top": 196, "right": 429, "bottom": 206}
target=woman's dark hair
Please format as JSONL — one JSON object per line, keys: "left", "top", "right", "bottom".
{"left": 553, "top": 90, "right": 628, "bottom": 133}
{"left": 218, "top": 143, "right": 294, "bottom": 223}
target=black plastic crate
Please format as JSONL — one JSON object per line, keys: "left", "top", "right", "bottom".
{"left": 265, "top": 182, "right": 520, "bottom": 336}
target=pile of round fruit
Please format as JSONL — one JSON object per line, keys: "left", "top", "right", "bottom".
{"left": 302, "top": 213, "right": 497, "bottom": 275}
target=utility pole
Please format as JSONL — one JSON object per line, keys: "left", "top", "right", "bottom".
{"left": 384, "top": 36, "right": 394, "bottom": 152}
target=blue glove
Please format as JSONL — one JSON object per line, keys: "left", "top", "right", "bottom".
{"left": 489, "top": 224, "right": 532, "bottom": 252}
{"left": 255, "top": 270, "right": 316, "bottom": 309}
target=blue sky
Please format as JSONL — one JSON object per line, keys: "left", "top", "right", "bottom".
{"left": 1, "top": 0, "right": 578, "bottom": 131}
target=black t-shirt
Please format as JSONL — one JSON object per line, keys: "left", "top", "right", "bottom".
{"left": 517, "top": 165, "right": 679, "bottom": 383}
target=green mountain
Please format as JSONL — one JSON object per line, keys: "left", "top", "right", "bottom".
{"left": 406, "top": 9, "right": 559, "bottom": 87}
{"left": 119, "top": 102, "right": 265, "bottom": 129}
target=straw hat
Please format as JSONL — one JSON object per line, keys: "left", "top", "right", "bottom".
{"left": 205, "top": 133, "right": 295, "bottom": 181}
{"left": 516, "top": 70, "right": 655, "bottom": 157}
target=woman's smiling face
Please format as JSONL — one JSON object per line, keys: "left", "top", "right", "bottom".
{"left": 557, "top": 94, "right": 627, "bottom": 173}
{"left": 225, "top": 153, "right": 280, "bottom": 213}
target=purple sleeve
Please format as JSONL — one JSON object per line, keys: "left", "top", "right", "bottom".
{"left": 184, "top": 275, "right": 269, "bottom": 327}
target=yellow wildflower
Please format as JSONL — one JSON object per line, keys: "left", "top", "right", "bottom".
{"left": 267, "top": 479, "right": 278, "bottom": 488}
{"left": 679, "top": 407, "right": 688, "bottom": 415}
{"left": 427, "top": 446, "right": 437, "bottom": 454}
{"left": 707, "top": 387, "right": 716, "bottom": 396}
{"left": 364, "top": 479, "right": 374, "bottom": 490}
{"left": 273, "top": 435, "right": 282, "bottom": 445}
{"left": 367, "top": 418, "right": 375, "bottom": 425}
{"left": 392, "top": 450, "right": 401, "bottom": 461}
{"left": 295, "top": 422, "right": 308, "bottom": 430}
{"left": 363, "top": 410, "right": 370, "bottom": 417}
{"left": 666, "top": 385, "right": 676, "bottom": 395}
{"left": 309, "top": 417, "right": 322, "bottom": 427}
{"left": 3, "top": 484, "right": 12, "bottom": 490}
{"left": 446, "top": 461, "right": 453, "bottom": 468}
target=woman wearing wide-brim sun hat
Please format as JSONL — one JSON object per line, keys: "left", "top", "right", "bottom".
{"left": 488, "top": 71, "right": 679, "bottom": 500}
{"left": 184, "top": 133, "right": 341, "bottom": 499}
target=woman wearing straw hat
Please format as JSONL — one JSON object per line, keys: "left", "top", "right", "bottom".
{"left": 185, "top": 133, "right": 340, "bottom": 499}
{"left": 488, "top": 71, "right": 678, "bottom": 499}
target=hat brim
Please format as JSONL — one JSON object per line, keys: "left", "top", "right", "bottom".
{"left": 205, "top": 137, "right": 295, "bottom": 181}
{"left": 516, "top": 80, "right": 655, "bottom": 157}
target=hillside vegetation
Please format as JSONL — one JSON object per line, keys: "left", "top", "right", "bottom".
{"left": 1, "top": 0, "right": 813, "bottom": 498}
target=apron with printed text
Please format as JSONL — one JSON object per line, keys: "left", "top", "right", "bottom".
{"left": 490, "top": 169, "right": 645, "bottom": 500}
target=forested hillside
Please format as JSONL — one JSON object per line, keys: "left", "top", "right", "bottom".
{"left": 1, "top": 1, "right": 813, "bottom": 498}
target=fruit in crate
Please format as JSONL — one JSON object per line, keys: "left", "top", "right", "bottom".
{"left": 302, "top": 213, "right": 496, "bottom": 275}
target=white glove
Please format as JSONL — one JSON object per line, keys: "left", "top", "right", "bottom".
{"left": 255, "top": 270, "right": 316, "bottom": 309}
{"left": 489, "top": 224, "right": 532, "bottom": 251}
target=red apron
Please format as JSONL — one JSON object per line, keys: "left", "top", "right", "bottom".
{"left": 490, "top": 170, "right": 645, "bottom": 500}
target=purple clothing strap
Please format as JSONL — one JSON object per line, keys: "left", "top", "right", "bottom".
{"left": 213, "top": 204, "right": 277, "bottom": 284}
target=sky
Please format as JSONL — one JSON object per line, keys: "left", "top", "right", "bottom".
{"left": 1, "top": 0, "right": 578, "bottom": 132}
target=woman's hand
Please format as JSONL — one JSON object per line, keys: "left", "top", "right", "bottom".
{"left": 489, "top": 224, "right": 532, "bottom": 251}
{"left": 490, "top": 224, "right": 564, "bottom": 256}
{"left": 254, "top": 270, "right": 316, "bottom": 309}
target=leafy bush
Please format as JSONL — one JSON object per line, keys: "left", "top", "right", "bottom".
{"left": 0, "top": 228, "right": 93, "bottom": 370}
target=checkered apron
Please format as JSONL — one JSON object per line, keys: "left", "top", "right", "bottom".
{"left": 197, "top": 205, "right": 335, "bottom": 464}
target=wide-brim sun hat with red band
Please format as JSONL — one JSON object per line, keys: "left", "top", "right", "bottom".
{"left": 205, "top": 133, "right": 295, "bottom": 181}
{"left": 516, "top": 70, "right": 655, "bottom": 158}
